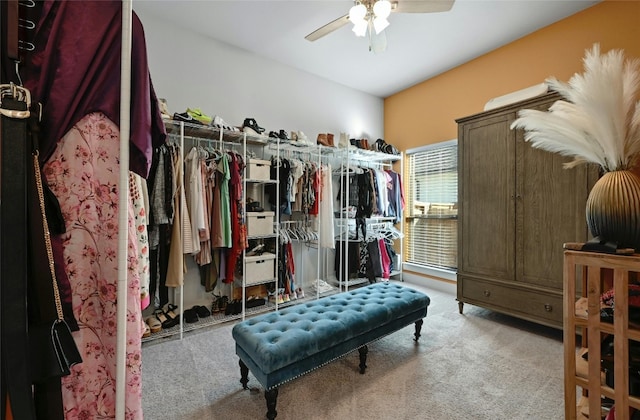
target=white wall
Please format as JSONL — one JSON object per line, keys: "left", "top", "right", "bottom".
{"left": 135, "top": 9, "right": 384, "bottom": 140}
{"left": 135, "top": 9, "right": 385, "bottom": 308}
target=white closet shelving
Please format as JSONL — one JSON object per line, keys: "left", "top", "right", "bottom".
{"left": 143, "top": 120, "right": 281, "bottom": 342}
{"left": 143, "top": 122, "right": 403, "bottom": 342}
{"left": 331, "top": 147, "right": 404, "bottom": 291}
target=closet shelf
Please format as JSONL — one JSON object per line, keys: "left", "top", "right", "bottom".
{"left": 233, "top": 277, "right": 277, "bottom": 288}
{"left": 164, "top": 119, "right": 268, "bottom": 145}
{"left": 246, "top": 233, "right": 278, "bottom": 240}
{"left": 246, "top": 178, "right": 278, "bottom": 184}
{"left": 142, "top": 286, "right": 344, "bottom": 344}
{"left": 142, "top": 310, "right": 250, "bottom": 343}
{"left": 268, "top": 141, "right": 401, "bottom": 163}
{"left": 573, "top": 316, "right": 640, "bottom": 341}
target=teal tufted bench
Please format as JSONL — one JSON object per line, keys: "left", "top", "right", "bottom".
{"left": 231, "top": 282, "right": 430, "bottom": 419}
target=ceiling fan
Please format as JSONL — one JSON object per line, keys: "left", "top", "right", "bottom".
{"left": 305, "top": 0, "right": 455, "bottom": 53}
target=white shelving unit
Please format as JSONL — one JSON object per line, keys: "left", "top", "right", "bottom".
{"left": 143, "top": 122, "right": 403, "bottom": 342}
{"left": 333, "top": 147, "right": 404, "bottom": 291}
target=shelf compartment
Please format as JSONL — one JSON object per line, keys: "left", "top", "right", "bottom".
{"left": 564, "top": 249, "right": 640, "bottom": 420}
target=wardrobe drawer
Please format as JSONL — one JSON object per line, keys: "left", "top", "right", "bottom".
{"left": 460, "top": 277, "right": 562, "bottom": 325}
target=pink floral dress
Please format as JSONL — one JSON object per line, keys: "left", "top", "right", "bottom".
{"left": 43, "top": 112, "right": 144, "bottom": 419}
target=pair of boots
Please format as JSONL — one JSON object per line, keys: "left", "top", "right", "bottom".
{"left": 337, "top": 132, "right": 353, "bottom": 149}
{"left": 317, "top": 133, "right": 334, "bottom": 147}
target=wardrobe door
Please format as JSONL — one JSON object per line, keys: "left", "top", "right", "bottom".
{"left": 515, "top": 131, "right": 593, "bottom": 290}
{"left": 458, "top": 111, "right": 516, "bottom": 281}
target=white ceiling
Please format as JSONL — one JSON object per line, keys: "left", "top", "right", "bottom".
{"left": 133, "top": 0, "right": 600, "bottom": 98}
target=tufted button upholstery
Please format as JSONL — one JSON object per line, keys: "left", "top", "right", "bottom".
{"left": 232, "top": 282, "right": 430, "bottom": 375}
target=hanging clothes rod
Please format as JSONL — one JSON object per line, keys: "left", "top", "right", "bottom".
{"left": 167, "top": 132, "right": 253, "bottom": 147}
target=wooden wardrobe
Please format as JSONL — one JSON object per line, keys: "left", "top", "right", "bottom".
{"left": 456, "top": 92, "right": 598, "bottom": 328}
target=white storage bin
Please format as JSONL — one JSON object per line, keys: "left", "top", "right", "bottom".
{"left": 247, "top": 159, "right": 271, "bottom": 180}
{"left": 246, "top": 211, "right": 274, "bottom": 236}
{"left": 245, "top": 253, "right": 276, "bottom": 285}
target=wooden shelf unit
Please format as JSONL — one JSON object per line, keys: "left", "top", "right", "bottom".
{"left": 564, "top": 249, "right": 640, "bottom": 420}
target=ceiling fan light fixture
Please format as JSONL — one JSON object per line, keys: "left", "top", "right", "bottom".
{"left": 373, "top": 17, "right": 389, "bottom": 34}
{"left": 305, "top": 0, "right": 456, "bottom": 53}
{"left": 352, "top": 20, "right": 368, "bottom": 37}
{"left": 349, "top": 4, "right": 367, "bottom": 23}
{"left": 373, "top": 0, "right": 392, "bottom": 19}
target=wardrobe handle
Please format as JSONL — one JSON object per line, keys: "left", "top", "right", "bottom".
{"left": 544, "top": 304, "right": 552, "bottom": 312}
{"left": 483, "top": 290, "right": 491, "bottom": 297}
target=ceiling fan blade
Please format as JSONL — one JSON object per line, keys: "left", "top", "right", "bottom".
{"left": 391, "top": 0, "right": 455, "bottom": 14}
{"left": 305, "top": 14, "right": 350, "bottom": 42}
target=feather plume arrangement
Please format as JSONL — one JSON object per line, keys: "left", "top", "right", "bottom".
{"left": 511, "top": 44, "right": 640, "bottom": 172}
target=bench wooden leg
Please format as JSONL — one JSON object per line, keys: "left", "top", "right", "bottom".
{"left": 358, "top": 345, "right": 368, "bottom": 374}
{"left": 265, "top": 387, "right": 278, "bottom": 420}
{"left": 239, "top": 359, "right": 249, "bottom": 390}
{"left": 414, "top": 319, "right": 424, "bottom": 342}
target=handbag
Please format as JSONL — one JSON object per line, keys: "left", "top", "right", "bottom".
{"left": 29, "top": 137, "right": 82, "bottom": 384}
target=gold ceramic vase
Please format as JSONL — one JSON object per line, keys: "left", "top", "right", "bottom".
{"left": 585, "top": 169, "right": 640, "bottom": 250}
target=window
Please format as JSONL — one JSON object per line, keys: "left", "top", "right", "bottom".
{"left": 405, "top": 140, "right": 457, "bottom": 272}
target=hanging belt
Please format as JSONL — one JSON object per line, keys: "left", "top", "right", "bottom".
{"left": 0, "top": 84, "right": 36, "bottom": 420}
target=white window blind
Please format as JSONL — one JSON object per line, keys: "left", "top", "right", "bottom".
{"left": 406, "top": 140, "right": 457, "bottom": 271}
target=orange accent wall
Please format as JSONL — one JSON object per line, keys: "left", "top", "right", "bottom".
{"left": 384, "top": 1, "right": 640, "bottom": 151}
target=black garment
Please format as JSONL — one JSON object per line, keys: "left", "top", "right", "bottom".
{"left": 335, "top": 241, "right": 360, "bottom": 282}
{"left": 358, "top": 240, "right": 383, "bottom": 283}
{"left": 336, "top": 172, "right": 359, "bottom": 209}
{"left": 384, "top": 240, "right": 397, "bottom": 273}
{"left": 148, "top": 224, "right": 170, "bottom": 308}
{"left": 278, "top": 243, "right": 287, "bottom": 290}
{"left": 356, "top": 169, "right": 374, "bottom": 219}
{"left": 268, "top": 157, "right": 291, "bottom": 214}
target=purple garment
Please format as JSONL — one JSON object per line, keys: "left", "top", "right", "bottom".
{"left": 23, "top": 0, "right": 166, "bottom": 178}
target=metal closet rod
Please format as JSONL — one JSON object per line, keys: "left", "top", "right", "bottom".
{"left": 167, "top": 132, "right": 260, "bottom": 147}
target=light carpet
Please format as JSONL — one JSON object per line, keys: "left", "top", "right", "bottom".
{"left": 142, "top": 282, "right": 564, "bottom": 419}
